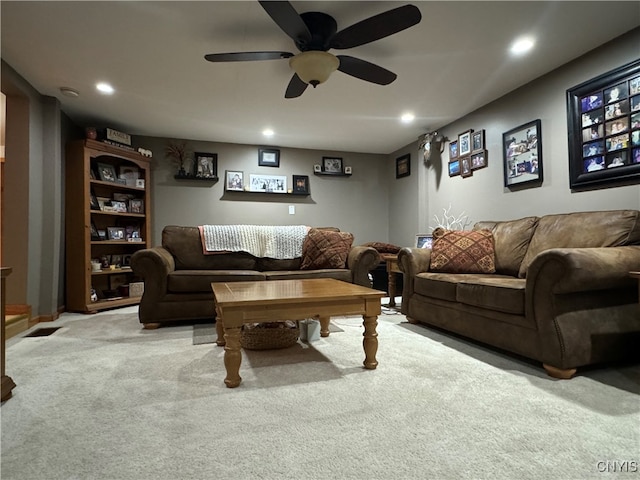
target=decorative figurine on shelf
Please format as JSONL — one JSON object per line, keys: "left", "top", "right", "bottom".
{"left": 85, "top": 127, "right": 97, "bottom": 140}
{"left": 166, "top": 140, "right": 189, "bottom": 177}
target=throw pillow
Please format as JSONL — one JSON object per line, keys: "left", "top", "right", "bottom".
{"left": 362, "top": 241, "right": 401, "bottom": 254}
{"left": 429, "top": 228, "right": 496, "bottom": 274}
{"left": 300, "top": 228, "right": 354, "bottom": 270}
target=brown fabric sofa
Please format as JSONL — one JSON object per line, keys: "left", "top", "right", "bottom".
{"left": 131, "top": 226, "right": 381, "bottom": 328}
{"left": 398, "top": 210, "right": 640, "bottom": 378}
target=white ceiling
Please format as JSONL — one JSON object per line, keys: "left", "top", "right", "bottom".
{"left": 2, "top": 1, "right": 639, "bottom": 154}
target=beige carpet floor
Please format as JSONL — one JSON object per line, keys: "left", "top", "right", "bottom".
{"left": 2, "top": 305, "right": 639, "bottom": 480}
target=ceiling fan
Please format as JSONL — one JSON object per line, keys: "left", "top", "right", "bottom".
{"left": 204, "top": 1, "right": 422, "bottom": 98}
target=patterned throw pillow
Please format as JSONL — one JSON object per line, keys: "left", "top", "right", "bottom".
{"left": 429, "top": 228, "right": 496, "bottom": 274}
{"left": 362, "top": 241, "right": 401, "bottom": 254}
{"left": 300, "top": 228, "right": 354, "bottom": 270}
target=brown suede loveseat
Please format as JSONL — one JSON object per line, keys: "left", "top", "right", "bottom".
{"left": 398, "top": 210, "right": 640, "bottom": 379}
{"left": 131, "top": 225, "right": 380, "bottom": 328}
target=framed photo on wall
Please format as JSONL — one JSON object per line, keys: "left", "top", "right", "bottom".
{"left": 292, "top": 175, "right": 309, "bottom": 194}
{"left": 396, "top": 154, "right": 411, "bottom": 178}
{"left": 567, "top": 59, "right": 640, "bottom": 189}
{"left": 458, "top": 130, "right": 472, "bottom": 157}
{"left": 258, "top": 148, "right": 280, "bottom": 167}
{"left": 322, "top": 157, "right": 343, "bottom": 174}
{"left": 249, "top": 174, "right": 287, "bottom": 193}
{"left": 193, "top": 152, "right": 217, "bottom": 178}
{"left": 502, "top": 119, "right": 543, "bottom": 188}
{"left": 448, "top": 159, "right": 461, "bottom": 177}
{"left": 449, "top": 140, "right": 459, "bottom": 160}
{"left": 225, "top": 170, "right": 244, "bottom": 191}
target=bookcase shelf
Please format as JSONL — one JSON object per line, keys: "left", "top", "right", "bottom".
{"left": 65, "top": 139, "right": 151, "bottom": 313}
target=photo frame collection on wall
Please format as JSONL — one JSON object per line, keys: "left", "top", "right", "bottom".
{"left": 448, "top": 129, "right": 488, "bottom": 178}
{"left": 567, "top": 59, "right": 640, "bottom": 189}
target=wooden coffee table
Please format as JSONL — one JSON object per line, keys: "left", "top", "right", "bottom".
{"left": 211, "top": 278, "right": 386, "bottom": 388}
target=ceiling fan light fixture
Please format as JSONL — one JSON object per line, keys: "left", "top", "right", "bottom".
{"left": 289, "top": 51, "right": 339, "bottom": 87}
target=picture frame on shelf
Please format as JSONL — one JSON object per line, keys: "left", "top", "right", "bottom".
{"left": 135, "top": 179, "right": 145, "bottom": 188}
{"left": 313, "top": 164, "right": 322, "bottom": 173}
{"left": 292, "top": 175, "right": 310, "bottom": 194}
{"left": 502, "top": 119, "right": 543, "bottom": 188}
{"left": 118, "top": 165, "right": 139, "bottom": 186}
{"left": 97, "top": 162, "right": 117, "bottom": 182}
{"left": 97, "top": 229, "right": 107, "bottom": 241}
{"left": 396, "top": 154, "right": 411, "bottom": 178}
{"left": 125, "top": 225, "right": 142, "bottom": 241}
{"left": 90, "top": 190, "right": 100, "bottom": 210}
{"left": 322, "top": 157, "right": 343, "bottom": 174}
{"left": 415, "top": 234, "right": 433, "bottom": 249}
{"left": 90, "top": 221, "right": 100, "bottom": 241}
{"left": 472, "top": 130, "right": 485, "bottom": 153}
{"left": 193, "top": 152, "right": 217, "bottom": 178}
{"left": 448, "top": 159, "right": 461, "bottom": 177}
{"left": 110, "top": 254, "right": 123, "bottom": 268}
{"left": 111, "top": 200, "right": 128, "bottom": 213}
{"left": 458, "top": 130, "right": 472, "bottom": 157}
{"left": 249, "top": 174, "right": 287, "bottom": 193}
{"left": 225, "top": 170, "right": 244, "bottom": 191}
{"left": 107, "top": 226, "right": 126, "bottom": 241}
{"left": 567, "top": 59, "right": 640, "bottom": 189}
{"left": 344, "top": 166, "right": 352, "bottom": 174}
{"left": 122, "top": 254, "right": 132, "bottom": 267}
{"left": 449, "top": 140, "right": 459, "bottom": 160}
{"left": 470, "top": 150, "right": 488, "bottom": 170}
{"left": 129, "top": 198, "right": 144, "bottom": 214}
{"left": 258, "top": 148, "right": 280, "bottom": 167}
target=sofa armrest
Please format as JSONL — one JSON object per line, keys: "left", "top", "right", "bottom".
{"left": 526, "top": 246, "right": 640, "bottom": 294}
{"left": 397, "top": 247, "right": 432, "bottom": 314}
{"left": 130, "top": 246, "right": 176, "bottom": 302}
{"left": 348, "top": 245, "right": 381, "bottom": 287}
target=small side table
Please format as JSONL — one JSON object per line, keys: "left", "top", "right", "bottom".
{"left": 381, "top": 254, "right": 402, "bottom": 308}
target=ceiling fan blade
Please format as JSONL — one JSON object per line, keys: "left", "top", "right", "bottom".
{"left": 259, "top": 1, "right": 311, "bottom": 46}
{"left": 285, "top": 73, "right": 308, "bottom": 98}
{"left": 337, "top": 55, "right": 397, "bottom": 85}
{"left": 204, "top": 51, "right": 294, "bottom": 62}
{"left": 330, "top": 4, "right": 421, "bottom": 50}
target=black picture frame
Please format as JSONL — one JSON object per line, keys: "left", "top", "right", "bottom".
{"left": 458, "top": 130, "right": 472, "bottom": 157}
{"left": 502, "top": 119, "right": 543, "bottom": 188}
{"left": 321, "top": 156, "right": 343, "bottom": 174}
{"left": 107, "top": 226, "right": 125, "bottom": 241}
{"left": 258, "top": 148, "right": 280, "bottom": 167}
{"left": 448, "top": 159, "right": 461, "bottom": 177}
{"left": 415, "top": 234, "right": 433, "bottom": 249}
{"left": 90, "top": 221, "right": 100, "bottom": 241}
{"left": 225, "top": 170, "right": 244, "bottom": 191}
{"left": 567, "top": 59, "right": 640, "bottom": 189}
{"left": 292, "top": 175, "right": 310, "bottom": 194}
{"left": 470, "top": 150, "right": 488, "bottom": 170}
{"left": 97, "top": 162, "right": 117, "bottom": 182}
{"left": 472, "top": 130, "right": 485, "bottom": 153}
{"left": 449, "top": 140, "right": 459, "bottom": 160}
{"left": 396, "top": 154, "right": 411, "bottom": 179}
{"left": 193, "top": 152, "right": 217, "bottom": 178}
{"left": 460, "top": 157, "right": 472, "bottom": 178}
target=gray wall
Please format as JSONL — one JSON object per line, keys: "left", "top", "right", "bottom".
{"left": 388, "top": 28, "right": 640, "bottom": 247}
{"left": 136, "top": 136, "right": 389, "bottom": 246}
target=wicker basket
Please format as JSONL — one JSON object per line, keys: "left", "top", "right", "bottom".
{"left": 240, "top": 321, "right": 300, "bottom": 350}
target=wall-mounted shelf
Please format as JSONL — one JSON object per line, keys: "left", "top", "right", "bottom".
{"left": 314, "top": 172, "right": 352, "bottom": 177}
{"left": 225, "top": 190, "right": 309, "bottom": 197}
{"left": 174, "top": 174, "right": 218, "bottom": 182}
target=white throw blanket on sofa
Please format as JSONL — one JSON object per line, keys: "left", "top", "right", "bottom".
{"left": 199, "top": 225, "right": 309, "bottom": 259}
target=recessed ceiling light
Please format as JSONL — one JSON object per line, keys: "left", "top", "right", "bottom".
{"left": 401, "top": 113, "right": 415, "bottom": 124}
{"left": 59, "top": 87, "right": 79, "bottom": 98}
{"left": 96, "top": 82, "right": 114, "bottom": 94}
{"left": 510, "top": 37, "right": 535, "bottom": 55}
{"left": 263, "top": 128, "right": 274, "bottom": 137}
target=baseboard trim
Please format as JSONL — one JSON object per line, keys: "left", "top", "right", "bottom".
{"left": 5, "top": 304, "right": 31, "bottom": 316}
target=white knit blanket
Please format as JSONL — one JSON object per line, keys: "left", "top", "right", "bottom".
{"left": 199, "top": 225, "right": 309, "bottom": 259}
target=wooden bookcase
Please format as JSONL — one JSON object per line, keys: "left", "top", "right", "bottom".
{"left": 65, "top": 139, "right": 151, "bottom": 313}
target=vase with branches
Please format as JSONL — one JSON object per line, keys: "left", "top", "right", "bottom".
{"left": 166, "top": 141, "right": 189, "bottom": 176}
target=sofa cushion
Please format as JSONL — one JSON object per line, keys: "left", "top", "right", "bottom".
{"left": 362, "top": 241, "right": 401, "bottom": 254}
{"left": 518, "top": 210, "right": 640, "bottom": 278}
{"left": 257, "top": 257, "right": 302, "bottom": 271}
{"left": 163, "top": 226, "right": 257, "bottom": 270}
{"left": 457, "top": 277, "right": 526, "bottom": 315}
{"left": 167, "top": 270, "right": 265, "bottom": 293}
{"left": 474, "top": 216, "right": 538, "bottom": 276}
{"left": 429, "top": 228, "right": 496, "bottom": 274}
{"left": 300, "top": 228, "right": 354, "bottom": 270}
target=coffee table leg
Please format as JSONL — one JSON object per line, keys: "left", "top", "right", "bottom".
{"left": 215, "top": 317, "right": 225, "bottom": 346}
{"left": 223, "top": 326, "right": 242, "bottom": 388}
{"left": 319, "top": 316, "right": 330, "bottom": 337}
{"left": 362, "top": 315, "right": 378, "bottom": 369}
